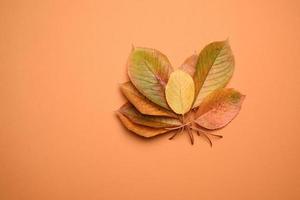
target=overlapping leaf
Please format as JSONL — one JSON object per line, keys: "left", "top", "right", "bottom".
{"left": 179, "top": 54, "right": 198, "bottom": 77}
{"left": 195, "top": 88, "right": 245, "bottom": 130}
{"left": 116, "top": 112, "right": 170, "bottom": 138}
{"left": 120, "top": 82, "right": 176, "bottom": 118}
{"left": 119, "top": 103, "right": 182, "bottom": 128}
{"left": 127, "top": 47, "right": 173, "bottom": 109}
{"left": 165, "top": 70, "right": 195, "bottom": 114}
{"left": 118, "top": 42, "right": 245, "bottom": 144}
{"left": 193, "top": 40, "right": 234, "bottom": 107}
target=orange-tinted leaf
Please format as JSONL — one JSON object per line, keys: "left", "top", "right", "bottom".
{"left": 116, "top": 112, "right": 170, "bottom": 138}
{"left": 119, "top": 103, "right": 182, "bottom": 128}
{"left": 179, "top": 54, "right": 198, "bottom": 77}
{"left": 195, "top": 88, "right": 245, "bottom": 130}
{"left": 120, "top": 82, "right": 177, "bottom": 118}
{"left": 127, "top": 47, "right": 173, "bottom": 109}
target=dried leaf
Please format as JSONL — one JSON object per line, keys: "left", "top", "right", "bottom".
{"left": 118, "top": 43, "right": 244, "bottom": 145}
{"left": 165, "top": 70, "right": 195, "bottom": 114}
{"left": 193, "top": 40, "right": 234, "bottom": 108}
{"left": 195, "top": 88, "right": 245, "bottom": 130}
{"left": 127, "top": 47, "right": 173, "bottom": 109}
{"left": 179, "top": 54, "right": 198, "bottom": 77}
{"left": 119, "top": 103, "right": 182, "bottom": 128}
{"left": 120, "top": 82, "right": 177, "bottom": 118}
{"left": 116, "top": 112, "right": 170, "bottom": 138}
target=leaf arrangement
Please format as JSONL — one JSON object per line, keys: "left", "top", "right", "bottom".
{"left": 117, "top": 40, "right": 245, "bottom": 146}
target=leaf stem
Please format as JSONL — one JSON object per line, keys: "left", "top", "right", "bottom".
{"left": 186, "top": 126, "right": 194, "bottom": 145}
{"left": 165, "top": 122, "right": 192, "bottom": 130}
{"left": 199, "top": 131, "right": 212, "bottom": 147}
{"left": 169, "top": 127, "right": 184, "bottom": 140}
{"left": 190, "top": 126, "right": 223, "bottom": 138}
{"left": 189, "top": 126, "right": 205, "bottom": 133}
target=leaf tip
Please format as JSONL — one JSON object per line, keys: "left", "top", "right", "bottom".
{"left": 131, "top": 44, "right": 135, "bottom": 51}
{"left": 118, "top": 82, "right": 125, "bottom": 88}
{"left": 240, "top": 94, "right": 246, "bottom": 102}
{"left": 115, "top": 110, "right": 122, "bottom": 118}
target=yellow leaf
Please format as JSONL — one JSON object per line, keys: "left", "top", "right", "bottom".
{"left": 165, "top": 70, "right": 195, "bottom": 114}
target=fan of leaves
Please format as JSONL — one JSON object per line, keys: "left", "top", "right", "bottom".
{"left": 117, "top": 40, "right": 245, "bottom": 146}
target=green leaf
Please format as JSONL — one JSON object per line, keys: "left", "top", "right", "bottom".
{"left": 195, "top": 88, "right": 245, "bottom": 130}
{"left": 165, "top": 70, "right": 195, "bottom": 114}
{"left": 193, "top": 40, "right": 234, "bottom": 108}
{"left": 120, "top": 82, "right": 177, "bottom": 118}
{"left": 116, "top": 112, "right": 170, "bottom": 138}
{"left": 127, "top": 47, "right": 173, "bottom": 109}
{"left": 118, "top": 103, "right": 182, "bottom": 128}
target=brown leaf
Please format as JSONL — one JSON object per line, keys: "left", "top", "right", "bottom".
{"left": 179, "top": 54, "right": 198, "bottom": 77}
{"left": 119, "top": 103, "right": 182, "bottom": 128}
{"left": 195, "top": 88, "right": 245, "bottom": 130}
{"left": 120, "top": 82, "right": 177, "bottom": 118}
{"left": 116, "top": 112, "right": 170, "bottom": 138}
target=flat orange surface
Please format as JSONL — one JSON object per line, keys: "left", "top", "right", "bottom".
{"left": 1, "top": 0, "right": 300, "bottom": 199}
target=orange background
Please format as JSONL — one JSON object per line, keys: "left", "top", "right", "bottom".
{"left": 1, "top": 0, "right": 300, "bottom": 199}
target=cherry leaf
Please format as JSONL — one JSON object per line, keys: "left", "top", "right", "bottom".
{"left": 193, "top": 40, "right": 234, "bottom": 108}
{"left": 116, "top": 112, "right": 170, "bottom": 138}
{"left": 120, "top": 82, "right": 177, "bottom": 118}
{"left": 165, "top": 70, "right": 195, "bottom": 114}
{"left": 127, "top": 47, "right": 173, "bottom": 109}
{"left": 179, "top": 54, "right": 198, "bottom": 77}
{"left": 195, "top": 88, "right": 245, "bottom": 130}
{"left": 118, "top": 103, "right": 182, "bottom": 128}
